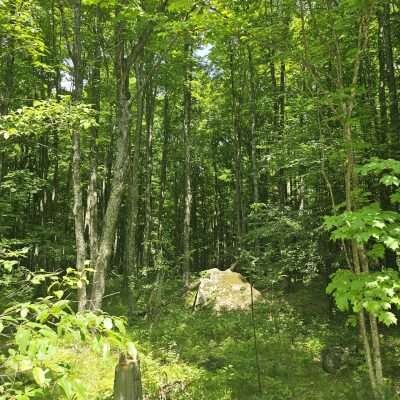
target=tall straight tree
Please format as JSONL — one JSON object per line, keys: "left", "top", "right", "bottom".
{"left": 70, "top": 0, "right": 87, "bottom": 312}
{"left": 182, "top": 36, "right": 192, "bottom": 286}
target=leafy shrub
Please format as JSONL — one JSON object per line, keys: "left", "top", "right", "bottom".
{"left": 0, "top": 245, "right": 127, "bottom": 400}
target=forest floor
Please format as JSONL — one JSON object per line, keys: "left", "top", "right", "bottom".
{"left": 64, "top": 279, "right": 400, "bottom": 400}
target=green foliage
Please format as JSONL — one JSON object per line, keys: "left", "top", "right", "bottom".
{"left": 243, "top": 203, "right": 322, "bottom": 286}
{"left": 0, "top": 247, "right": 127, "bottom": 400}
{"left": 324, "top": 204, "right": 400, "bottom": 252}
{"left": 325, "top": 158, "right": 400, "bottom": 256}
{"left": 327, "top": 269, "right": 400, "bottom": 326}
{"left": 324, "top": 158, "right": 400, "bottom": 332}
{"left": 0, "top": 97, "right": 97, "bottom": 141}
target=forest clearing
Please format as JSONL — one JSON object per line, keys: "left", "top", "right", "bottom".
{"left": 1, "top": 0, "right": 400, "bottom": 399}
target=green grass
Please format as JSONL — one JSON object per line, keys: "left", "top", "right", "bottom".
{"left": 63, "top": 279, "right": 400, "bottom": 400}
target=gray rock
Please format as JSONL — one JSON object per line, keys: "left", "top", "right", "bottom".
{"left": 194, "top": 268, "right": 262, "bottom": 312}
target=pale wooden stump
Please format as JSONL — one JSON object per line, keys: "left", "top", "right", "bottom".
{"left": 113, "top": 345, "right": 143, "bottom": 400}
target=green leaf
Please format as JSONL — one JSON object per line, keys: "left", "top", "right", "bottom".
{"left": 54, "top": 290, "right": 64, "bottom": 299}
{"left": 15, "top": 328, "right": 31, "bottom": 352}
{"left": 32, "top": 367, "right": 48, "bottom": 387}
{"left": 380, "top": 175, "right": 400, "bottom": 187}
{"left": 383, "top": 236, "right": 399, "bottom": 251}
{"left": 2, "top": 259, "right": 18, "bottom": 272}
{"left": 114, "top": 318, "right": 126, "bottom": 335}
{"left": 379, "top": 311, "right": 397, "bottom": 326}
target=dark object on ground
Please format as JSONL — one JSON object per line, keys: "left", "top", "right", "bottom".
{"left": 321, "top": 345, "right": 359, "bottom": 374}
{"left": 200, "top": 355, "right": 226, "bottom": 371}
{"left": 113, "top": 345, "right": 143, "bottom": 400}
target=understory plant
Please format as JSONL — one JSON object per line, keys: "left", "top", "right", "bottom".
{"left": 0, "top": 244, "right": 127, "bottom": 400}
{"left": 324, "top": 158, "right": 400, "bottom": 396}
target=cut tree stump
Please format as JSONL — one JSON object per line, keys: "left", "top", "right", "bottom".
{"left": 113, "top": 345, "right": 143, "bottom": 400}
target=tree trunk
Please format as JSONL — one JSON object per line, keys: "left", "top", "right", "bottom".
{"left": 90, "top": 0, "right": 132, "bottom": 310}
{"left": 142, "top": 74, "right": 156, "bottom": 268}
{"left": 123, "top": 61, "right": 144, "bottom": 317}
{"left": 377, "top": 9, "right": 388, "bottom": 153}
{"left": 71, "top": 0, "right": 87, "bottom": 312}
{"left": 381, "top": 1, "right": 400, "bottom": 154}
{"left": 90, "top": 92, "right": 131, "bottom": 310}
{"left": 229, "top": 42, "right": 243, "bottom": 247}
{"left": 86, "top": 6, "right": 101, "bottom": 280}
{"left": 183, "top": 38, "right": 192, "bottom": 286}
{"left": 147, "top": 93, "right": 170, "bottom": 319}
{"left": 247, "top": 45, "right": 259, "bottom": 204}
{"left": 377, "top": 6, "right": 397, "bottom": 269}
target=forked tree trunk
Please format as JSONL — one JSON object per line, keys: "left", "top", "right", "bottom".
{"left": 89, "top": 0, "right": 160, "bottom": 310}
{"left": 90, "top": 0, "right": 132, "bottom": 310}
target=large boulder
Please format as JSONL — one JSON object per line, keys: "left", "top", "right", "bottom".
{"left": 194, "top": 268, "right": 262, "bottom": 312}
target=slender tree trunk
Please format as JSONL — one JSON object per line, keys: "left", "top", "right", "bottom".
{"left": 123, "top": 62, "right": 144, "bottom": 317}
{"left": 146, "top": 93, "right": 170, "bottom": 318}
{"left": 248, "top": 45, "right": 259, "bottom": 204}
{"left": 182, "top": 38, "right": 192, "bottom": 286}
{"left": 279, "top": 62, "right": 285, "bottom": 130}
{"left": 381, "top": 1, "right": 400, "bottom": 153}
{"left": 142, "top": 76, "right": 156, "bottom": 268}
{"left": 335, "top": 9, "right": 384, "bottom": 396}
{"left": 157, "top": 93, "right": 169, "bottom": 251}
{"left": 378, "top": 0, "right": 400, "bottom": 267}
{"left": 71, "top": 0, "right": 87, "bottom": 312}
{"left": 377, "top": 10, "right": 388, "bottom": 152}
{"left": 86, "top": 6, "right": 101, "bottom": 278}
{"left": 229, "top": 42, "right": 243, "bottom": 247}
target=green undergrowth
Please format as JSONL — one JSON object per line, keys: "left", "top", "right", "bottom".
{"left": 98, "top": 279, "right": 398, "bottom": 399}
{"left": 36, "top": 279, "right": 400, "bottom": 400}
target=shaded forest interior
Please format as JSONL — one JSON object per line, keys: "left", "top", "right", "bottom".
{"left": 2, "top": 0, "right": 400, "bottom": 399}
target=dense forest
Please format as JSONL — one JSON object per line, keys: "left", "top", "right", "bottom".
{"left": 1, "top": 0, "right": 400, "bottom": 398}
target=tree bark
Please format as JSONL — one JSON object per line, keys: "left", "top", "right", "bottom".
{"left": 86, "top": 6, "right": 101, "bottom": 281}
{"left": 123, "top": 61, "right": 145, "bottom": 317}
{"left": 229, "top": 41, "right": 243, "bottom": 247}
{"left": 142, "top": 73, "right": 156, "bottom": 268}
{"left": 183, "top": 38, "right": 192, "bottom": 286}
{"left": 90, "top": 0, "right": 133, "bottom": 310}
{"left": 247, "top": 45, "right": 259, "bottom": 204}
{"left": 381, "top": 1, "right": 400, "bottom": 154}
{"left": 335, "top": 9, "right": 384, "bottom": 397}
{"left": 71, "top": 0, "right": 87, "bottom": 312}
